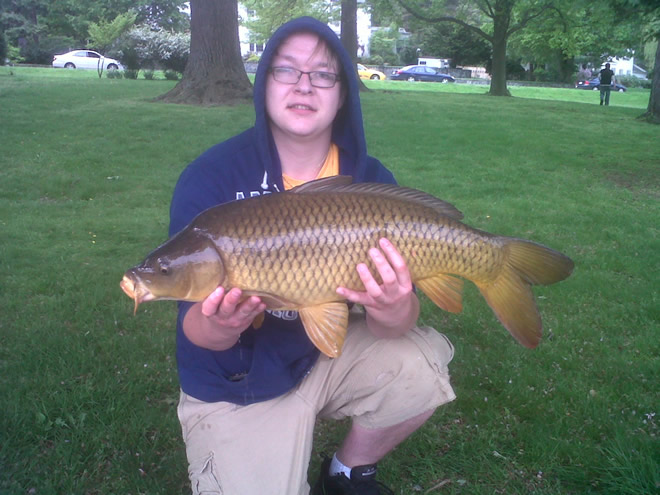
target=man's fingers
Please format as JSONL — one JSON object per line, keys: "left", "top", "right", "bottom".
{"left": 379, "top": 238, "right": 412, "bottom": 288}
{"left": 238, "top": 296, "right": 265, "bottom": 317}
{"left": 336, "top": 286, "right": 369, "bottom": 305}
{"left": 368, "top": 247, "right": 396, "bottom": 286}
{"left": 201, "top": 287, "right": 225, "bottom": 317}
{"left": 217, "top": 288, "right": 243, "bottom": 317}
{"left": 357, "top": 262, "right": 386, "bottom": 299}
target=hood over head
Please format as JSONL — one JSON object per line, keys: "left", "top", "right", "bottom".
{"left": 253, "top": 17, "right": 367, "bottom": 189}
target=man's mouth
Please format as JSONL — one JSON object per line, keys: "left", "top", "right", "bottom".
{"left": 288, "top": 104, "right": 315, "bottom": 111}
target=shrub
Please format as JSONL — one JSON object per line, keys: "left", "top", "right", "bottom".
{"left": 7, "top": 45, "right": 24, "bottom": 64}
{"left": 365, "top": 55, "right": 384, "bottom": 66}
{"left": 106, "top": 70, "right": 123, "bottom": 79}
{"left": 116, "top": 25, "right": 190, "bottom": 73}
{"left": 164, "top": 70, "right": 179, "bottom": 80}
{"left": 20, "top": 35, "right": 77, "bottom": 65}
{"left": 534, "top": 66, "right": 561, "bottom": 82}
{"left": 143, "top": 69, "right": 155, "bottom": 80}
{"left": 617, "top": 75, "right": 651, "bottom": 89}
{"left": 123, "top": 69, "right": 139, "bottom": 79}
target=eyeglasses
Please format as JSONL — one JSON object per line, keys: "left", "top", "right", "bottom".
{"left": 270, "top": 66, "right": 340, "bottom": 88}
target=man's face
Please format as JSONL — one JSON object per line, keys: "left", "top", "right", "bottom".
{"left": 265, "top": 32, "right": 345, "bottom": 144}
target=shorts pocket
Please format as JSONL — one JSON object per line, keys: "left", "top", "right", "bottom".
{"left": 189, "top": 452, "right": 223, "bottom": 495}
{"left": 408, "top": 326, "right": 455, "bottom": 374}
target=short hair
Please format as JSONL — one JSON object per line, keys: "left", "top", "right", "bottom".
{"left": 275, "top": 30, "right": 344, "bottom": 83}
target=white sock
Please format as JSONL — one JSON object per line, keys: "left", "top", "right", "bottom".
{"left": 329, "top": 452, "right": 352, "bottom": 479}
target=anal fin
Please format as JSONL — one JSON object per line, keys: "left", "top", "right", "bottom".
{"left": 476, "top": 266, "right": 542, "bottom": 349}
{"left": 416, "top": 274, "right": 464, "bottom": 313}
{"left": 299, "top": 303, "right": 349, "bottom": 358}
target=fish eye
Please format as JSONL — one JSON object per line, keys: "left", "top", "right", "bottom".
{"left": 157, "top": 259, "right": 170, "bottom": 275}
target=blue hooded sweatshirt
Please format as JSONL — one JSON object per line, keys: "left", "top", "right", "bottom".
{"left": 169, "top": 17, "right": 396, "bottom": 405}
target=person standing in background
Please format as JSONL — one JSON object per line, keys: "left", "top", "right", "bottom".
{"left": 598, "top": 63, "right": 616, "bottom": 106}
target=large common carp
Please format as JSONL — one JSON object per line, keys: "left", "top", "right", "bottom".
{"left": 120, "top": 176, "right": 573, "bottom": 357}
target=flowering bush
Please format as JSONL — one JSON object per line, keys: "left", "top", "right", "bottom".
{"left": 117, "top": 25, "right": 189, "bottom": 73}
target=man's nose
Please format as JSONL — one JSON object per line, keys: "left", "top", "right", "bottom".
{"left": 295, "top": 72, "right": 314, "bottom": 92}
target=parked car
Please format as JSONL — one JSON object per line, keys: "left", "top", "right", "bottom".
{"left": 390, "top": 65, "right": 455, "bottom": 83}
{"left": 357, "top": 63, "right": 386, "bottom": 80}
{"left": 575, "top": 77, "right": 626, "bottom": 92}
{"left": 52, "top": 50, "right": 123, "bottom": 70}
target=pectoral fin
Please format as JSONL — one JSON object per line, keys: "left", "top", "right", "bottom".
{"left": 299, "top": 303, "right": 349, "bottom": 358}
{"left": 416, "top": 274, "right": 464, "bottom": 313}
{"left": 251, "top": 312, "right": 265, "bottom": 329}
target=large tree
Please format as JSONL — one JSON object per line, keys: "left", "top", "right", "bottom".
{"left": 615, "top": 0, "right": 660, "bottom": 124}
{"left": 341, "top": 0, "right": 370, "bottom": 91}
{"left": 341, "top": 0, "right": 358, "bottom": 66}
{"left": 157, "top": 0, "right": 252, "bottom": 105}
{"left": 642, "top": 40, "right": 659, "bottom": 123}
{"left": 394, "top": 0, "right": 557, "bottom": 95}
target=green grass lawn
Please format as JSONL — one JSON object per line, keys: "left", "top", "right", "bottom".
{"left": 1, "top": 67, "right": 658, "bottom": 494}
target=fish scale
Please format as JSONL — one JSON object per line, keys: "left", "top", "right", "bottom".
{"left": 120, "top": 176, "right": 573, "bottom": 357}
{"left": 203, "top": 191, "right": 497, "bottom": 306}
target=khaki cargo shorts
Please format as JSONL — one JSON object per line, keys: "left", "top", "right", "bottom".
{"left": 177, "top": 314, "right": 456, "bottom": 495}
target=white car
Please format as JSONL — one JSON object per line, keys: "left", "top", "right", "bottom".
{"left": 52, "top": 50, "right": 123, "bottom": 70}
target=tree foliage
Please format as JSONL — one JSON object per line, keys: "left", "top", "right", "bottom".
{"left": 368, "top": 26, "right": 400, "bottom": 64}
{"left": 506, "top": 0, "right": 644, "bottom": 83}
{"left": 0, "top": 0, "right": 189, "bottom": 63}
{"left": 394, "top": 0, "right": 561, "bottom": 95}
{"left": 423, "top": 22, "right": 492, "bottom": 67}
{"left": 87, "top": 11, "right": 137, "bottom": 53}
{"left": 241, "top": 0, "right": 340, "bottom": 44}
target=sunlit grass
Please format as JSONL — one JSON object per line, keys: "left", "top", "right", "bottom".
{"left": 1, "top": 67, "right": 658, "bottom": 494}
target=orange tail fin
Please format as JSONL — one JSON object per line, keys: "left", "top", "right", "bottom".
{"left": 476, "top": 239, "right": 574, "bottom": 348}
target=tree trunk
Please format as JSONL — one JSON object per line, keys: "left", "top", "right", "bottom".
{"left": 341, "top": 0, "right": 368, "bottom": 92}
{"left": 489, "top": 31, "right": 510, "bottom": 96}
{"left": 639, "top": 38, "right": 660, "bottom": 124}
{"left": 341, "top": 0, "right": 358, "bottom": 62}
{"left": 157, "top": 0, "right": 252, "bottom": 106}
{"left": 487, "top": 1, "right": 511, "bottom": 96}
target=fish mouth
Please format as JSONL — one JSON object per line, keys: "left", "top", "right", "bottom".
{"left": 120, "top": 274, "right": 154, "bottom": 315}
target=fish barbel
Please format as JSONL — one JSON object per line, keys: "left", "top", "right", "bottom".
{"left": 120, "top": 176, "right": 574, "bottom": 357}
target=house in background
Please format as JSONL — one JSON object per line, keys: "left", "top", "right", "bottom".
{"left": 604, "top": 57, "right": 648, "bottom": 79}
{"left": 238, "top": 5, "right": 264, "bottom": 58}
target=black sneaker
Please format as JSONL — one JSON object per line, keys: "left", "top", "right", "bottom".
{"left": 311, "top": 456, "right": 394, "bottom": 495}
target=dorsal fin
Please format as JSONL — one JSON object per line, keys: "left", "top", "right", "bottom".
{"left": 289, "top": 176, "right": 463, "bottom": 221}
{"left": 289, "top": 175, "right": 353, "bottom": 193}
{"left": 337, "top": 183, "right": 463, "bottom": 220}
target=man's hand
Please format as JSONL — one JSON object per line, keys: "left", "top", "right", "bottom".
{"left": 337, "top": 238, "right": 420, "bottom": 338}
{"left": 183, "top": 287, "right": 266, "bottom": 351}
